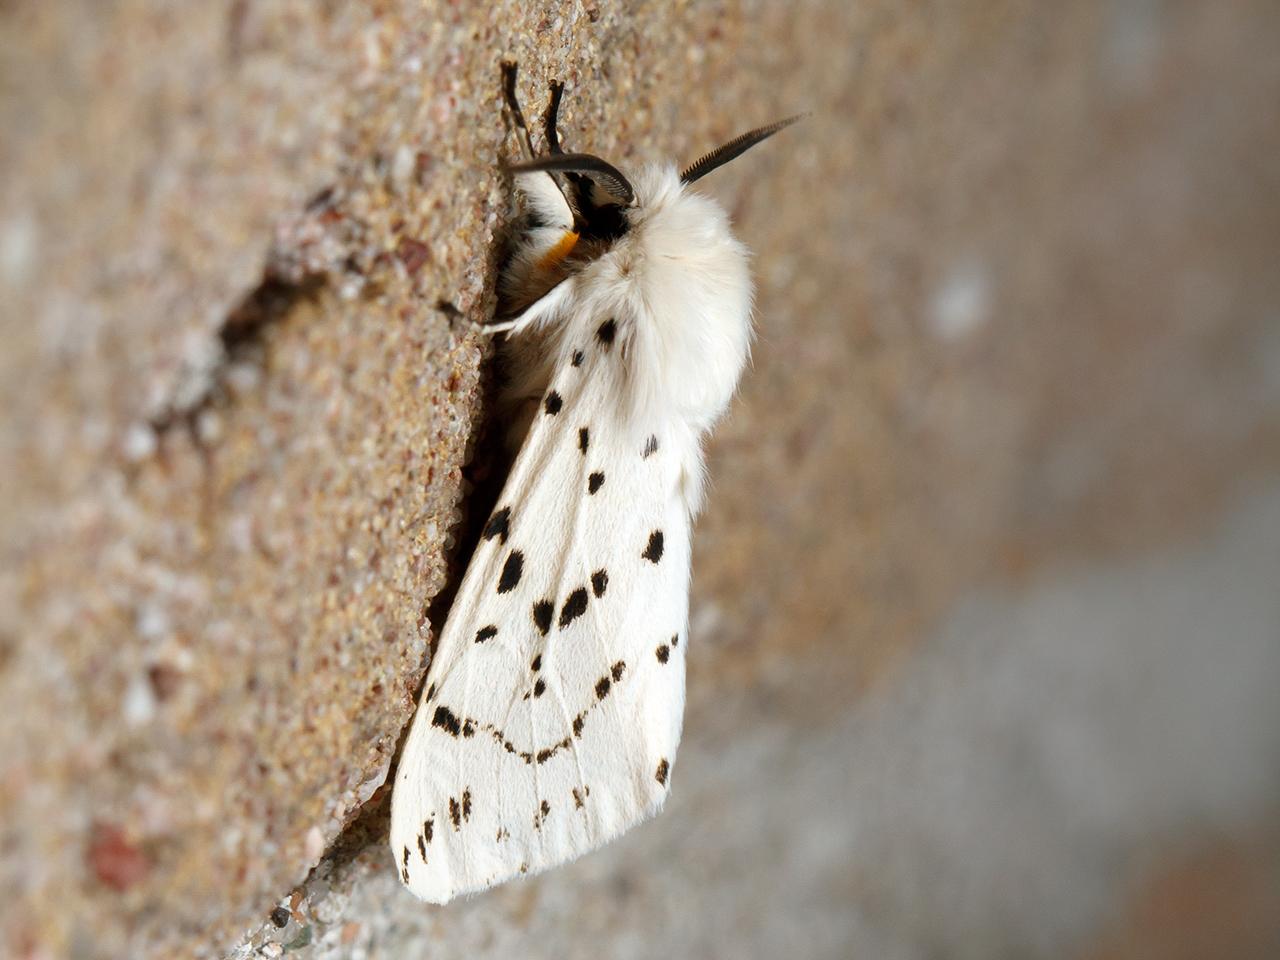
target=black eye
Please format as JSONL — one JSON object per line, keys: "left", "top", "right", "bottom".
{"left": 586, "top": 203, "right": 630, "bottom": 242}
{"left": 570, "top": 176, "right": 631, "bottom": 242}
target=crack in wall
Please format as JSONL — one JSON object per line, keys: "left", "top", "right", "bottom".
{"left": 145, "top": 273, "right": 325, "bottom": 443}
{"left": 143, "top": 183, "right": 355, "bottom": 447}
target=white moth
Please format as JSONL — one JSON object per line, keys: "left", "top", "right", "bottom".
{"left": 390, "top": 62, "right": 799, "bottom": 904}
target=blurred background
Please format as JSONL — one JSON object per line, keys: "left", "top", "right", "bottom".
{"left": 2, "top": 2, "right": 1278, "bottom": 958}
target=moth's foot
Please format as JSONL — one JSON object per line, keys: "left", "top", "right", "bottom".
{"left": 501, "top": 61, "right": 538, "bottom": 160}
{"left": 543, "top": 79, "right": 565, "bottom": 154}
{"left": 438, "top": 300, "right": 515, "bottom": 336}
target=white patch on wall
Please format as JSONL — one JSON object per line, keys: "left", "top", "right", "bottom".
{"left": 929, "top": 261, "right": 990, "bottom": 342}
{"left": 1, "top": 212, "right": 36, "bottom": 288}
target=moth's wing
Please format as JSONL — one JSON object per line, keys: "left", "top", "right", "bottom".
{"left": 390, "top": 337, "right": 690, "bottom": 904}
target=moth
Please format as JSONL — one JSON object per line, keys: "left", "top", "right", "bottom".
{"left": 390, "top": 62, "right": 799, "bottom": 903}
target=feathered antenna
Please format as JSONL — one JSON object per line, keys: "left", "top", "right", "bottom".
{"left": 679, "top": 114, "right": 807, "bottom": 185}
{"left": 505, "top": 153, "right": 635, "bottom": 206}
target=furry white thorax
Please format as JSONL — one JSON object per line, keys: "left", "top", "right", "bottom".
{"left": 505, "top": 164, "right": 754, "bottom": 440}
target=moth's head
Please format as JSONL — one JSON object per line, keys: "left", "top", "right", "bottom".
{"left": 506, "top": 114, "right": 805, "bottom": 243}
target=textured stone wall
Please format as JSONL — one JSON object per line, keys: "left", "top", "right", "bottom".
{"left": 2, "top": 1, "right": 1277, "bottom": 958}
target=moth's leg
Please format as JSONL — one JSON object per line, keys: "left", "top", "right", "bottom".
{"left": 542, "top": 79, "right": 566, "bottom": 155}
{"left": 494, "top": 64, "right": 576, "bottom": 329}
{"left": 461, "top": 279, "right": 572, "bottom": 337}
{"left": 536, "top": 78, "right": 586, "bottom": 233}
{"left": 435, "top": 300, "right": 467, "bottom": 326}
{"left": 437, "top": 298, "right": 496, "bottom": 334}
{"left": 500, "top": 60, "right": 538, "bottom": 160}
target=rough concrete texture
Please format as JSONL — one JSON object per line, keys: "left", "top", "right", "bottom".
{"left": 1, "top": 1, "right": 1277, "bottom": 958}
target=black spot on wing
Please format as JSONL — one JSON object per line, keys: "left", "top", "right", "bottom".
{"left": 595, "top": 660, "right": 626, "bottom": 701}
{"left": 435, "top": 668, "right": 634, "bottom": 765}
{"left": 449, "top": 797, "right": 461, "bottom": 829}
{"left": 559, "top": 587, "right": 588, "bottom": 629}
{"left": 643, "top": 434, "right": 659, "bottom": 458}
{"left": 571, "top": 349, "right": 584, "bottom": 367}
{"left": 533, "top": 678, "right": 546, "bottom": 698}
{"left": 423, "top": 818, "right": 434, "bottom": 844}
{"left": 532, "top": 599, "right": 554, "bottom": 636}
{"left": 533, "top": 799, "right": 551, "bottom": 830}
{"left": 642, "top": 530, "right": 664, "bottom": 563}
{"left": 656, "top": 759, "right": 669, "bottom": 786}
{"left": 656, "top": 644, "right": 670, "bottom": 663}
{"left": 432, "top": 705, "right": 461, "bottom": 737}
{"left": 596, "top": 318, "right": 616, "bottom": 345}
{"left": 497, "top": 550, "right": 524, "bottom": 593}
{"left": 531, "top": 654, "right": 542, "bottom": 672}
{"left": 544, "top": 391, "right": 563, "bottom": 415}
{"left": 475, "top": 625, "right": 497, "bottom": 644}
{"left": 591, "top": 569, "right": 608, "bottom": 597}
{"left": 482, "top": 506, "right": 511, "bottom": 544}
{"left": 588, "top": 472, "right": 605, "bottom": 494}
{"left": 578, "top": 427, "right": 589, "bottom": 453}
{"left": 671, "top": 633, "right": 679, "bottom": 647}
{"left": 417, "top": 833, "right": 427, "bottom": 860}
{"left": 463, "top": 789, "right": 472, "bottom": 820}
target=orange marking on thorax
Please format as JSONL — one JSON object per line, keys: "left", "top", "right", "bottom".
{"left": 537, "top": 230, "right": 580, "bottom": 271}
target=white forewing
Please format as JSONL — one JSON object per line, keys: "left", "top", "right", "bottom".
{"left": 389, "top": 326, "right": 691, "bottom": 903}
